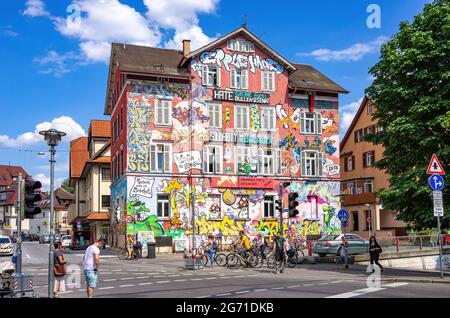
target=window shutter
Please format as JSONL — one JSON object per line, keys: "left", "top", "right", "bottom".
{"left": 216, "top": 104, "right": 221, "bottom": 128}
{"left": 203, "top": 147, "right": 208, "bottom": 172}
{"left": 269, "top": 72, "right": 274, "bottom": 91}
{"left": 164, "top": 145, "right": 170, "bottom": 172}
{"left": 261, "top": 71, "right": 266, "bottom": 91}
{"left": 201, "top": 65, "right": 208, "bottom": 85}
{"left": 363, "top": 153, "right": 367, "bottom": 168}
{"left": 215, "top": 147, "right": 221, "bottom": 173}
{"left": 316, "top": 112, "right": 322, "bottom": 135}
{"left": 300, "top": 151, "right": 306, "bottom": 176}
{"left": 300, "top": 112, "right": 305, "bottom": 133}
{"left": 318, "top": 152, "right": 324, "bottom": 176}
{"left": 150, "top": 145, "right": 156, "bottom": 172}
{"left": 230, "top": 69, "right": 236, "bottom": 88}
{"left": 242, "top": 70, "right": 248, "bottom": 89}
{"left": 156, "top": 100, "right": 162, "bottom": 124}
{"left": 351, "top": 156, "right": 355, "bottom": 170}
{"left": 344, "top": 157, "right": 348, "bottom": 172}
{"left": 216, "top": 67, "right": 221, "bottom": 86}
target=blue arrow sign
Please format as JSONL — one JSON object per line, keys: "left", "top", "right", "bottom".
{"left": 429, "top": 174, "right": 444, "bottom": 191}
{"left": 338, "top": 209, "right": 349, "bottom": 220}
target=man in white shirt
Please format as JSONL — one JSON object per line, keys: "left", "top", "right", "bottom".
{"left": 83, "top": 238, "right": 105, "bottom": 298}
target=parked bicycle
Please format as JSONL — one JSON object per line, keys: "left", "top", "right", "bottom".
{"left": 118, "top": 244, "right": 140, "bottom": 260}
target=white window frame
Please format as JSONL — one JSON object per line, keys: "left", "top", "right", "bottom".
{"left": 300, "top": 112, "right": 322, "bottom": 135}
{"left": 230, "top": 68, "right": 248, "bottom": 89}
{"left": 157, "top": 194, "right": 171, "bottom": 219}
{"left": 261, "top": 106, "right": 276, "bottom": 131}
{"left": 234, "top": 105, "right": 250, "bottom": 130}
{"left": 258, "top": 148, "right": 275, "bottom": 175}
{"left": 346, "top": 156, "right": 354, "bottom": 171}
{"left": 365, "top": 151, "right": 374, "bottom": 167}
{"left": 203, "top": 145, "right": 223, "bottom": 174}
{"left": 208, "top": 103, "right": 222, "bottom": 128}
{"left": 261, "top": 71, "right": 275, "bottom": 92}
{"left": 236, "top": 146, "right": 255, "bottom": 174}
{"left": 150, "top": 143, "right": 172, "bottom": 173}
{"left": 364, "top": 180, "right": 374, "bottom": 193}
{"left": 300, "top": 150, "right": 323, "bottom": 177}
{"left": 263, "top": 196, "right": 275, "bottom": 218}
{"left": 202, "top": 65, "right": 221, "bottom": 87}
{"left": 275, "top": 149, "right": 282, "bottom": 175}
{"left": 155, "top": 99, "right": 172, "bottom": 126}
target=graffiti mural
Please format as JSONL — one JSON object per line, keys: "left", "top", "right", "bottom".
{"left": 127, "top": 98, "right": 151, "bottom": 172}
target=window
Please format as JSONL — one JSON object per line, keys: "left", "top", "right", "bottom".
{"left": 375, "top": 124, "right": 384, "bottom": 133}
{"left": 120, "top": 148, "right": 124, "bottom": 175}
{"left": 101, "top": 168, "right": 111, "bottom": 181}
{"left": 157, "top": 194, "right": 170, "bottom": 218}
{"left": 112, "top": 156, "right": 116, "bottom": 181}
{"left": 308, "top": 196, "right": 318, "bottom": 219}
{"left": 364, "top": 180, "right": 374, "bottom": 193}
{"left": 155, "top": 99, "right": 171, "bottom": 126}
{"left": 275, "top": 149, "right": 282, "bottom": 175}
{"left": 352, "top": 212, "right": 359, "bottom": 231}
{"left": 230, "top": 69, "right": 248, "bottom": 89}
{"left": 364, "top": 125, "right": 375, "bottom": 136}
{"left": 202, "top": 65, "right": 221, "bottom": 87}
{"left": 354, "top": 129, "right": 364, "bottom": 142}
{"left": 203, "top": 145, "right": 222, "bottom": 174}
{"left": 363, "top": 151, "right": 375, "bottom": 167}
{"left": 258, "top": 148, "right": 274, "bottom": 175}
{"left": 0, "top": 193, "right": 6, "bottom": 201}
{"left": 300, "top": 112, "right": 322, "bottom": 134}
{"left": 150, "top": 144, "right": 171, "bottom": 173}
{"left": 102, "top": 195, "right": 111, "bottom": 208}
{"left": 263, "top": 196, "right": 275, "bottom": 218}
{"left": 367, "top": 102, "right": 373, "bottom": 114}
{"left": 300, "top": 151, "right": 323, "bottom": 177}
{"left": 227, "top": 39, "right": 254, "bottom": 52}
{"left": 234, "top": 105, "right": 250, "bottom": 129}
{"left": 236, "top": 147, "right": 256, "bottom": 175}
{"left": 112, "top": 121, "right": 115, "bottom": 143}
{"left": 344, "top": 156, "right": 355, "bottom": 171}
{"left": 120, "top": 108, "right": 124, "bottom": 132}
{"left": 208, "top": 103, "right": 222, "bottom": 128}
{"left": 261, "top": 107, "right": 276, "bottom": 131}
{"left": 261, "top": 71, "right": 275, "bottom": 92}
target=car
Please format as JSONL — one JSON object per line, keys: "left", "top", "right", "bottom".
{"left": 312, "top": 234, "right": 370, "bottom": 257}
{"left": 21, "top": 233, "right": 32, "bottom": 242}
{"left": 54, "top": 233, "right": 63, "bottom": 243}
{"left": 0, "top": 236, "right": 13, "bottom": 256}
{"left": 61, "top": 235, "right": 71, "bottom": 248}
{"left": 39, "top": 235, "right": 50, "bottom": 244}
{"left": 10, "top": 236, "right": 17, "bottom": 243}
{"left": 30, "top": 234, "right": 40, "bottom": 241}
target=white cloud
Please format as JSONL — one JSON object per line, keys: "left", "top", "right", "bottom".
{"left": 33, "top": 173, "right": 65, "bottom": 191}
{"left": 0, "top": 116, "right": 86, "bottom": 148}
{"left": 340, "top": 97, "right": 364, "bottom": 137}
{"left": 298, "top": 36, "right": 389, "bottom": 62}
{"left": 23, "top": 0, "right": 50, "bottom": 17}
{"left": 33, "top": 50, "right": 84, "bottom": 77}
{"left": 2, "top": 26, "right": 19, "bottom": 37}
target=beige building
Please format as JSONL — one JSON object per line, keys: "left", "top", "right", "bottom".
{"left": 340, "top": 96, "right": 406, "bottom": 237}
{"left": 68, "top": 120, "right": 111, "bottom": 248}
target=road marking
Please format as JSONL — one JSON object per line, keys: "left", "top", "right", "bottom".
{"left": 216, "top": 293, "right": 231, "bottom": 296}
{"left": 26, "top": 254, "right": 30, "bottom": 258}
{"left": 138, "top": 282, "right": 153, "bottom": 286}
{"left": 103, "top": 279, "right": 117, "bottom": 282}
{"left": 99, "top": 286, "right": 114, "bottom": 290}
{"left": 119, "top": 284, "right": 135, "bottom": 288}
{"left": 327, "top": 287, "right": 385, "bottom": 298}
{"left": 331, "top": 281, "right": 342, "bottom": 284}
{"left": 153, "top": 275, "right": 167, "bottom": 278}
{"left": 136, "top": 276, "right": 149, "bottom": 279}
{"left": 287, "top": 285, "right": 300, "bottom": 289}
{"left": 383, "top": 282, "right": 409, "bottom": 288}
{"left": 271, "top": 287, "right": 284, "bottom": 290}
{"left": 59, "top": 291, "right": 73, "bottom": 294}
{"left": 235, "top": 290, "right": 250, "bottom": 294}
{"left": 205, "top": 277, "right": 217, "bottom": 280}
{"left": 120, "top": 278, "right": 134, "bottom": 281}
{"left": 220, "top": 276, "right": 231, "bottom": 279}
{"left": 196, "top": 295, "right": 210, "bottom": 298}
{"left": 156, "top": 280, "right": 170, "bottom": 284}
{"left": 254, "top": 289, "right": 267, "bottom": 292}
{"left": 303, "top": 284, "right": 315, "bottom": 286}
{"left": 101, "top": 272, "right": 112, "bottom": 275}
{"left": 234, "top": 275, "right": 246, "bottom": 278}
{"left": 318, "top": 282, "right": 329, "bottom": 285}
{"left": 190, "top": 278, "right": 203, "bottom": 281}
{"left": 173, "top": 279, "right": 187, "bottom": 282}
{"left": 167, "top": 274, "right": 180, "bottom": 277}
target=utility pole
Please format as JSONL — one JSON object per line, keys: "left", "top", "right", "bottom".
{"left": 16, "top": 173, "right": 23, "bottom": 285}
{"left": 278, "top": 183, "right": 283, "bottom": 237}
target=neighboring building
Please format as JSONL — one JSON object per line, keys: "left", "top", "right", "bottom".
{"left": 68, "top": 120, "right": 111, "bottom": 248}
{"left": 30, "top": 188, "right": 74, "bottom": 237}
{"left": 0, "top": 165, "right": 31, "bottom": 236}
{"left": 340, "top": 96, "right": 406, "bottom": 237}
{"left": 105, "top": 27, "right": 348, "bottom": 251}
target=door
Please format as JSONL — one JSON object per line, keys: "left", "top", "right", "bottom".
{"left": 352, "top": 212, "right": 359, "bottom": 231}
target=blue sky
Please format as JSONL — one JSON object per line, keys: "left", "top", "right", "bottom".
{"left": 0, "top": 0, "right": 431, "bottom": 189}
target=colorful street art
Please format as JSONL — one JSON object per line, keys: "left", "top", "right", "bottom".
{"left": 127, "top": 98, "right": 151, "bottom": 172}
{"left": 250, "top": 104, "right": 260, "bottom": 130}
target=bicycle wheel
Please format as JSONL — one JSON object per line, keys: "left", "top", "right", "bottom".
{"left": 252, "top": 254, "right": 264, "bottom": 269}
{"left": 227, "top": 253, "right": 241, "bottom": 269}
{"left": 287, "top": 252, "right": 298, "bottom": 268}
{"left": 249, "top": 255, "right": 260, "bottom": 268}
{"left": 267, "top": 254, "right": 276, "bottom": 269}
{"left": 201, "top": 254, "right": 209, "bottom": 267}
{"left": 297, "top": 249, "right": 305, "bottom": 258}
{"left": 118, "top": 249, "right": 128, "bottom": 260}
{"left": 215, "top": 253, "right": 228, "bottom": 267}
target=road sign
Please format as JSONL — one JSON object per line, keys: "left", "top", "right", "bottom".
{"left": 367, "top": 216, "right": 372, "bottom": 223}
{"left": 427, "top": 153, "right": 445, "bottom": 175}
{"left": 433, "top": 191, "right": 444, "bottom": 217}
{"left": 429, "top": 174, "right": 445, "bottom": 191}
{"left": 338, "top": 209, "right": 349, "bottom": 220}
{"left": 125, "top": 215, "right": 133, "bottom": 223}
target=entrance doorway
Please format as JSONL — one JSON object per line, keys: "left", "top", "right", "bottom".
{"left": 352, "top": 211, "right": 359, "bottom": 231}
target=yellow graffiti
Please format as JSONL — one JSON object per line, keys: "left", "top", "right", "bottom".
{"left": 225, "top": 106, "right": 231, "bottom": 123}
{"left": 190, "top": 216, "right": 246, "bottom": 237}
{"left": 255, "top": 219, "right": 289, "bottom": 237}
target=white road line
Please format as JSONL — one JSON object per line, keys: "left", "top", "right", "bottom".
{"left": 205, "top": 277, "right": 217, "bottom": 280}
{"left": 120, "top": 278, "right": 134, "bottom": 281}
{"left": 318, "top": 283, "right": 329, "bottom": 285}
{"left": 383, "top": 282, "right": 409, "bottom": 288}
{"left": 138, "top": 282, "right": 153, "bottom": 286}
{"left": 234, "top": 275, "right": 246, "bottom": 278}
{"left": 303, "top": 284, "right": 315, "bottom": 287}
{"left": 101, "top": 272, "right": 112, "bottom": 275}
{"left": 167, "top": 275, "right": 180, "bottom": 277}
{"left": 235, "top": 290, "right": 250, "bottom": 294}
{"left": 59, "top": 291, "right": 73, "bottom": 294}
{"left": 326, "top": 287, "right": 385, "bottom": 298}
{"left": 254, "top": 289, "right": 267, "bottom": 292}
{"left": 216, "top": 293, "right": 231, "bottom": 296}
{"left": 287, "top": 285, "right": 300, "bottom": 289}
{"left": 103, "top": 279, "right": 117, "bottom": 282}
{"left": 173, "top": 279, "right": 187, "bottom": 282}
{"left": 271, "top": 287, "right": 284, "bottom": 290}
{"left": 331, "top": 281, "right": 342, "bottom": 284}
{"left": 99, "top": 286, "right": 114, "bottom": 290}
{"left": 153, "top": 275, "right": 167, "bottom": 278}
{"left": 156, "top": 280, "right": 170, "bottom": 284}
{"left": 190, "top": 278, "right": 203, "bottom": 281}
{"left": 119, "top": 284, "right": 135, "bottom": 288}
{"left": 136, "top": 276, "right": 149, "bottom": 279}
{"left": 220, "top": 276, "right": 231, "bottom": 279}
{"left": 196, "top": 295, "right": 210, "bottom": 298}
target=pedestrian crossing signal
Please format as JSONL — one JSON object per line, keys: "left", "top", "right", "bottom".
{"left": 288, "top": 192, "right": 299, "bottom": 217}
{"left": 23, "top": 180, "right": 42, "bottom": 219}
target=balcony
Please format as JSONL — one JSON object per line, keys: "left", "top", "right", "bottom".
{"left": 342, "top": 192, "right": 376, "bottom": 206}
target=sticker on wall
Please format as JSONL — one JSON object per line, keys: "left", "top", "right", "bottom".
{"left": 173, "top": 151, "right": 202, "bottom": 173}
{"left": 129, "top": 177, "right": 155, "bottom": 199}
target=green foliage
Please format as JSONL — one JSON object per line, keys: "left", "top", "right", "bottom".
{"left": 365, "top": 0, "right": 450, "bottom": 229}
{"left": 61, "top": 178, "right": 74, "bottom": 194}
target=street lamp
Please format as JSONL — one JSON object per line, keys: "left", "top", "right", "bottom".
{"left": 39, "top": 128, "right": 66, "bottom": 298}
{"left": 364, "top": 203, "right": 372, "bottom": 238}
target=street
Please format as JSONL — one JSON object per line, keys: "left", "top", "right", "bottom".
{"left": 2, "top": 242, "right": 448, "bottom": 298}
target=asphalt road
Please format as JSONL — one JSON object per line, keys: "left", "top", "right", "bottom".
{"left": 2, "top": 243, "right": 449, "bottom": 298}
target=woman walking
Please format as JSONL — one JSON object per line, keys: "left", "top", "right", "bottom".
{"left": 53, "top": 242, "right": 67, "bottom": 298}
{"left": 369, "top": 236, "right": 383, "bottom": 272}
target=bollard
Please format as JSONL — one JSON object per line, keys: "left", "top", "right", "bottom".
{"left": 396, "top": 237, "right": 400, "bottom": 252}
{"left": 308, "top": 241, "right": 312, "bottom": 256}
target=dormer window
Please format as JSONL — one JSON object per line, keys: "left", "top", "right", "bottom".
{"left": 227, "top": 38, "right": 255, "bottom": 53}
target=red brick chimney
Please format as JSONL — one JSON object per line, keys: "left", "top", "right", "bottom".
{"left": 182, "top": 39, "right": 191, "bottom": 56}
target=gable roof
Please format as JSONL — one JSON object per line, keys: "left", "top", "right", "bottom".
{"left": 340, "top": 96, "right": 371, "bottom": 149}
{"left": 180, "top": 27, "right": 296, "bottom": 74}
{"left": 89, "top": 120, "right": 111, "bottom": 138}
{"left": 69, "top": 137, "right": 89, "bottom": 179}
{"left": 289, "top": 63, "right": 349, "bottom": 94}
{"left": 0, "top": 165, "right": 29, "bottom": 187}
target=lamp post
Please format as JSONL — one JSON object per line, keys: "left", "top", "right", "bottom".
{"left": 364, "top": 203, "right": 372, "bottom": 238}
{"left": 39, "top": 128, "right": 66, "bottom": 298}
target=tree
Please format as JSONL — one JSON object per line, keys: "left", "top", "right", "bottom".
{"left": 61, "top": 178, "right": 74, "bottom": 194}
{"left": 365, "top": 0, "right": 450, "bottom": 229}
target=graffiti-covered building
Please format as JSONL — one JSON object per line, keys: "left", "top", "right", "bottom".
{"left": 105, "top": 27, "right": 348, "bottom": 251}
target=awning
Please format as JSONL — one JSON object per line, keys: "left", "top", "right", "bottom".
{"left": 85, "top": 212, "right": 110, "bottom": 221}
{"left": 70, "top": 216, "right": 87, "bottom": 224}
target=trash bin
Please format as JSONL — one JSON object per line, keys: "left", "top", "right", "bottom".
{"left": 147, "top": 242, "right": 156, "bottom": 259}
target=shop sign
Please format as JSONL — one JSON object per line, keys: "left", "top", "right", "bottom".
{"left": 211, "top": 177, "right": 275, "bottom": 189}
{"left": 209, "top": 130, "right": 272, "bottom": 145}
{"left": 213, "top": 90, "right": 270, "bottom": 104}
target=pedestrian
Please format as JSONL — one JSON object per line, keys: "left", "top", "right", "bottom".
{"left": 126, "top": 234, "right": 135, "bottom": 260}
{"left": 53, "top": 242, "right": 67, "bottom": 298}
{"left": 369, "top": 236, "right": 383, "bottom": 272}
{"left": 206, "top": 235, "right": 218, "bottom": 266}
{"left": 339, "top": 236, "right": 349, "bottom": 269}
{"left": 83, "top": 238, "right": 105, "bottom": 298}
{"left": 273, "top": 233, "right": 288, "bottom": 274}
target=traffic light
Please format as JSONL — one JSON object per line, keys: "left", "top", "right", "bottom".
{"left": 288, "top": 192, "right": 299, "bottom": 217}
{"left": 23, "top": 179, "right": 42, "bottom": 219}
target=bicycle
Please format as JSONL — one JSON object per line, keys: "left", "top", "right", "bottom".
{"left": 118, "top": 245, "right": 140, "bottom": 260}
{"left": 226, "top": 249, "right": 259, "bottom": 269}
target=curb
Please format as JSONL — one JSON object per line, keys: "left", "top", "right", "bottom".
{"left": 381, "top": 277, "right": 450, "bottom": 284}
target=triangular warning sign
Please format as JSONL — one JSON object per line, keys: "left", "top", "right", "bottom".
{"left": 426, "top": 153, "right": 445, "bottom": 175}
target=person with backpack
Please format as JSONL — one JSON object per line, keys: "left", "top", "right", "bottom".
{"left": 369, "top": 236, "right": 383, "bottom": 272}
{"left": 53, "top": 242, "right": 67, "bottom": 298}
{"left": 206, "top": 235, "right": 218, "bottom": 266}
{"left": 273, "top": 233, "right": 288, "bottom": 274}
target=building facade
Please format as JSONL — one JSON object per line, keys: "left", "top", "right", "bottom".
{"left": 105, "top": 27, "right": 348, "bottom": 251}
{"left": 340, "top": 96, "right": 406, "bottom": 237}
{"left": 68, "top": 120, "right": 111, "bottom": 248}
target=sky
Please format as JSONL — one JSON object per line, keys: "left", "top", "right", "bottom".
{"left": 0, "top": 0, "right": 431, "bottom": 190}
